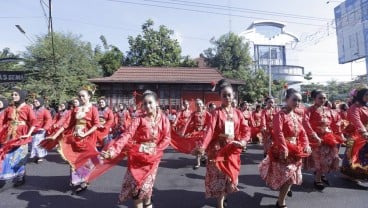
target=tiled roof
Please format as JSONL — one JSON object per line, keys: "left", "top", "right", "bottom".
{"left": 89, "top": 67, "right": 244, "bottom": 84}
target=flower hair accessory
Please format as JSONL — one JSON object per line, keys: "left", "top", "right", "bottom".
{"left": 82, "top": 85, "right": 96, "bottom": 95}
{"left": 349, "top": 89, "right": 357, "bottom": 97}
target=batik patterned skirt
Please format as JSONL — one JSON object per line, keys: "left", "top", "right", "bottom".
{"left": 259, "top": 156, "right": 303, "bottom": 190}
{"left": 118, "top": 163, "right": 159, "bottom": 203}
{"left": 0, "top": 144, "right": 28, "bottom": 181}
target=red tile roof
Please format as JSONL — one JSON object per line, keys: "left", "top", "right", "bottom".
{"left": 89, "top": 67, "right": 244, "bottom": 84}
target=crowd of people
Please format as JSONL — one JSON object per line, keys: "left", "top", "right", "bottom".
{"left": 0, "top": 81, "right": 367, "bottom": 208}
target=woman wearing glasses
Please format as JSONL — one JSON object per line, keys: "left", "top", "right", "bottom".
{"left": 45, "top": 87, "right": 100, "bottom": 194}
{"left": 259, "top": 88, "right": 311, "bottom": 208}
{"left": 101, "top": 90, "right": 171, "bottom": 208}
{"left": 302, "top": 90, "right": 344, "bottom": 190}
{"left": 195, "top": 79, "right": 250, "bottom": 208}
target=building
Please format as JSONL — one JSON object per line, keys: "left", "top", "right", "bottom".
{"left": 89, "top": 67, "right": 244, "bottom": 110}
{"left": 239, "top": 21, "right": 305, "bottom": 90}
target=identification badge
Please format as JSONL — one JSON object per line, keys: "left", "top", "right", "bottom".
{"left": 224, "top": 120, "right": 235, "bottom": 137}
{"left": 139, "top": 143, "right": 156, "bottom": 154}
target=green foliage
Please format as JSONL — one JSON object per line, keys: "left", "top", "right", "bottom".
{"left": 96, "top": 35, "right": 124, "bottom": 77}
{"left": 301, "top": 80, "right": 352, "bottom": 103}
{"left": 203, "top": 32, "right": 284, "bottom": 102}
{"left": 179, "top": 55, "right": 198, "bottom": 67}
{"left": 0, "top": 48, "right": 22, "bottom": 71}
{"left": 124, "top": 19, "right": 182, "bottom": 67}
{"left": 21, "top": 32, "right": 101, "bottom": 104}
{"left": 203, "top": 32, "right": 252, "bottom": 73}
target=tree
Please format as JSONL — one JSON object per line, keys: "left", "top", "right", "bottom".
{"left": 96, "top": 35, "right": 124, "bottom": 77}
{"left": 21, "top": 32, "right": 101, "bottom": 104}
{"left": 203, "top": 32, "right": 252, "bottom": 75}
{"left": 179, "top": 55, "right": 198, "bottom": 67}
{"left": 203, "top": 32, "right": 284, "bottom": 102}
{"left": 124, "top": 19, "right": 182, "bottom": 67}
{"left": 0, "top": 48, "right": 22, "bottom": 71}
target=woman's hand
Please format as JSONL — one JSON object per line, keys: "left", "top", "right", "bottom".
{"left": 19, "top": 134, "right": 31, "bottom": 139}
{"left": 100, "top": 150, "right": 113, "bottom": 159}
{"left": 231, "top": 140, "right": 246, "bottom": 148}
{"left": 304, "top": 146, "right": 312, "bottom": 154}
{"left": 313, "top": 134, "right": 322, "bottom": 145}
{"left": 46, "top": 135, "right": 56, "bottom": 140}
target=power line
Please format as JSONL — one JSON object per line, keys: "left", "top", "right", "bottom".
{"left": 40, "top": 0, "right": 49, "bottom": 26}
{"left": 0, "top": 16, "right": 42, "bottom": 19}
{"left": 107, "top": 0, "right": 326, "bottom": 27}
{"left": 169, "top": 0, "right": 331, "bottom": 21}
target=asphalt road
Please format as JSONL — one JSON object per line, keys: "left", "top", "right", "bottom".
{"left": 0, "top": 144, "right": 367, "bottom": 208}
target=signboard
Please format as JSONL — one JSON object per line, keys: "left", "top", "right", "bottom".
{"left": 0, "top": 71, "right": 25, "bottom": 83}
{"left": 334, "top": 0, "right": 368, "bottom": 64}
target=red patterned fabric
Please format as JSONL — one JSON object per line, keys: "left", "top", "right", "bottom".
{"left": 170, "top": 110, "right": 211, "bottom": 154}
{"left": 33, "top": 107, "right": 52, "bottom": 132}
{"left": 0, "top": 104, "right": 36, "bottom": 167}
{"left": 96, "top": 107, "right": 114, "bottom": 146}
{"left": 201, "top": 107, "right": 250, "bottom": 198}
{"left": 260, "top": 107, "right": 278, "bottom": 153}
{"left": 259, "top": 109, "right": 309, "bottom": 190}
{"left": 215, "top": 144, "right": 242, "bottom": 184}
{"left": 58, "top": 105, "right": 100, "bottom": 170}
{"left": 88, "top": 112, "right": 171, "bottom": 194}
{"left": 302, "top": 105, "right": 341, "bottom": 172}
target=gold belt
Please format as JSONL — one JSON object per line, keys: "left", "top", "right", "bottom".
{"left": 10, "top": 120, "right": 26, "bottom": 126}
{"left": 285, "top": 137, "right": 297, "bottom": 144}
{"left": 99, "top": 118, "right": 106, "bottom": 125}
{"left": 76, "top": 119, "right": 87, "bottom": 125}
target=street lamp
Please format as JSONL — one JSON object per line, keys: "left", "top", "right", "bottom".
{"left": 15, "top": 25, "right": 34, "bottom": 43}
{"left": 326, "top": 1, "right": 342, "bottom": 4}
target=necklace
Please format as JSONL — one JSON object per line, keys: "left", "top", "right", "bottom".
{"left": 147, "top": 113, "right": 159, "bottom": 138}
{"left": 222, "top": 106, "right": 233, "bottom": 120}
{"left": 290, "top": 111, "right": 298, "bottom": 136}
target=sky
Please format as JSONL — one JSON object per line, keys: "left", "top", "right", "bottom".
{"left": 0, "top": 0, "right": 366, "bottom": 83}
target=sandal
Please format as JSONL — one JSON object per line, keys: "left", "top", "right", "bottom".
{"left": 287, "top": 190, "right": 292, "bottom": 197}
{"left": 72, "top": 182, "right": 88, "bottom": 195}
{"left": 144, "top": 202, "right": 153, "bottom": 208}
{"left": 193, "top": 165, "right": 200, "bottom": 170}
{"left": 314, "top": 181, "right": 325, "bottom": 191}
{"left": 321, "top": 175, "right": 330, "bottom": 186}
{"left": 276, "top": 201, "right": 287, "bottom": 208}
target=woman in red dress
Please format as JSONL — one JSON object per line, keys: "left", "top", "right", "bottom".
{"left": 240, "top": 101, "right": 253, "bottom": 127}
{"left": 179, "top": 98, "right": 212, "bottom": 169}
{"left": 259, "top": 88, "right": 311, "bottom": 208}
{"left": 303, "top": 90, "right": 344, "bottom": 190}
{"left": 196, "top": 79, "right": 250, "bottom": 208}
{"left": 341, "top": 87, "right": 368, "bottom": 179}
{"left": 0, "top": 87, "right": 36, "bottom": 186}
{"left": 101, "top": 90, "right": 171, "bottom": 208}
{"left": 173, "top": 100, "right": 192, "bottom": 133}
{"left": 251, "top": 104, "right": 263, "bottom": 144}
{"left": 46, "top": 88, "right": 100, "bottom": 194}
{"left": 261, "top": 97, "right": 277, "bottom": 156}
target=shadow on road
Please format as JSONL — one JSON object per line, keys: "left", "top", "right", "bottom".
{"left": 17, "top": 190, "right": 121, "bottom": 208}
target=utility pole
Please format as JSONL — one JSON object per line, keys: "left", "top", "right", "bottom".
{"left": 268, "top": 45, "right": 272, "bottom": 96}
